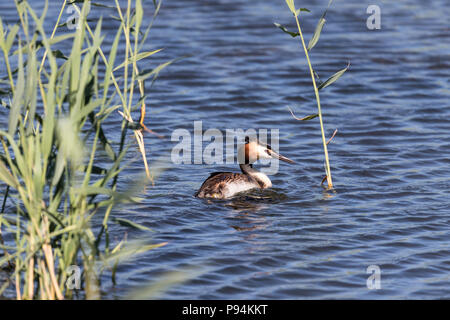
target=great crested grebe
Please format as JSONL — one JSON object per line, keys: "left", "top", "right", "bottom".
{"left": 195, "top": 137, "right": 294, "bottom": 199}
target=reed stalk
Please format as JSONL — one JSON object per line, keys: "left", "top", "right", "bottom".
{"left": 293, "top": 13, "right": 333, "bottom": 188}
{"left": 277, "top": 0, "right": 348, "bottom": 189}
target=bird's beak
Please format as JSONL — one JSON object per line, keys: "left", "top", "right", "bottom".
{"left": 269, "top": 150, "right": 295, "bottom": 164}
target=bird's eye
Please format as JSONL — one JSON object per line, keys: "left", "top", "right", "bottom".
{"left": 265, "top": 149, "right": 271, "bottom": 155}
{"left": 266, "top": 144, "right": 272, "bottom": 150}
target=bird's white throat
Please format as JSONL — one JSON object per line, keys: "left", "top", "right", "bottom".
{"left": 239, "top": 164, "right": 272, "bottom": 189}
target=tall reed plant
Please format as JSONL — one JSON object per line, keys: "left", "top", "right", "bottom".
{"left": 275, "top": 0, "right": 349, "bottom": 189}
{"left": 0, "top": 0, "right": 170, "bottom": 299}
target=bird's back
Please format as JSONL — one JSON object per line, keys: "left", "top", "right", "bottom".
{"left": 195, "top": 172, "right": 261, "bottom": 199}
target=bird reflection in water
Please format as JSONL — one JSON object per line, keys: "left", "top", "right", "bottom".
{"left": 223, "top": 188, "right": 287, "bottom": 233}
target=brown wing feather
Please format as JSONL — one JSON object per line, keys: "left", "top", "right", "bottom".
{"left": 195, "top": 172, "right": 255, "bottom": 198}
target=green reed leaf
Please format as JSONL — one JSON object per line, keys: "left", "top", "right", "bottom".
{"left": 73, "top": 99, "right": 102, "bottom": 122}
{"left": 105, "top": 240, "right": 167, "bottom": 265}
{"left": 5, "top": 25, "right": 19, "bottom": 53}
{"left": 307, "top": 0, "right": 334, "bottom": 51}
{"left": 112, "top": 217, "right": 153, "bottom": 231}
{"left": 287, "top": 106, "right": 319, "bottom": 121}
{"left": 318, "top": 63, "right": 350, "bottom": 90}
{"left": 285, "top": 0, "right": 296, "bottom": 15}
{"left": 135, "top": 0, "right": 143, "bottom": 31}
{"left": 124, "top": 269, "right": 201, "bottom": 300}
{"left": 113, "top": 49, "right": 162, "bottom": 71}
{"left": 8, "top": 43, "right": 24, "bottom": 136}
{"left": 299, "top": 114, "right": 319, "bottom": 121}
{"left": 274, "top": 22, "right": 299, "bottom": 37}
{"left": 91, "top": 2, "right": 116, "bottom": 9}
{"left": 307, "top": 17, "right": 326, "bottom": 51}
{"left": 137, "top": 57, "right": 182, "bottom": 82}
{"left": 0, "top": 159, "right": 18, "bottom": 188}
{"left": 295, "top": 8, "right": 311, "bottom": 16}
{"left": 0, "top": 18, "right": 5, "bottom": 49}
